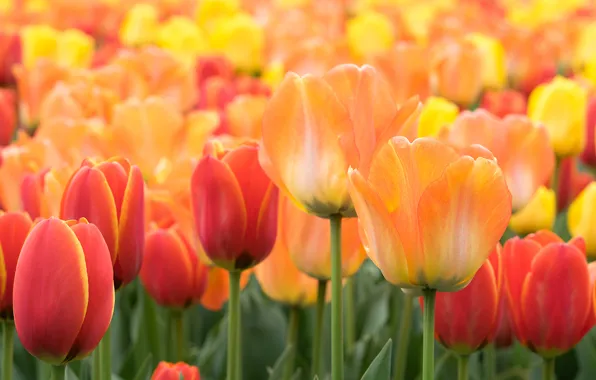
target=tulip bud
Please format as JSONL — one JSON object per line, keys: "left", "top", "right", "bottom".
{"left": 0, "top": 212, "right": 33, "bottom": 319}
{"left": 194, "top": 0, "right": 240, "bottom": 33}
{"left": 0, "top": 88, "right": 17, "bottom": 146}
{"left": 190, "top": 143, "right": 278, "bottom": 271}
{"left": 55, "top": 29, "right": 94, "bottom": 69}
{"left": 13, "top": 218, "right": 115, "bottom": 363}
{"left": 509, "top": 186, "right": 556, "bottom": 235}
{"left": 346, "top": 10, "right": 394, "bottom": 60}
{"left": 156, "top": 16, "right": 210, "bottom": 68}
{"left": 0, "top": 28, "right": 21, "bottom": 86}
{"left": 580, "top": 97, "right": 596, "bottom": 167}
{"left": 557, "top": 157, "right": 593, "bottom": 211}
{"left": 465, "top": 33, "right": 507, "bottom": 90}
{"left": 151, "top": 361, "right": 200, "bottom": 380}
{"left": 119, "top": 3, "right": 160, "bottom": 47}
{"left": 61, "top": 157, "right": 145, "bottom": 289}
{"left": 140, "top": 226, "right": 208, "bottom": 308}
{"left": 528, "top": 76, "right": 588, "bottom": 157}
{"left": 417, "top": 96, "right": 459, "bottom": 137}
{"left": 568, "top": 182, "right": 596, "bottom": 258}
{"left": 21, "top": 25, "right": 59, "bottom": 69}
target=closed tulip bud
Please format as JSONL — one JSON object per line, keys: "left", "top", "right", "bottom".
{"left": 465, "top": 33, "right": 507, "bottom": 90}
{"left": 13, "top": 218, "right": 115, "bottom": 363}
{"left": 480, "top": 90, "right": 527, "bottom": 118}
{"left": 119, "top": 3, "right": 160, "bottom": 46}
{"left": 348, "top": 137, "right": 511, "bottom": 291}
{"left": 504, "top": 231, "right": 592, "bottom": 357}
{"left": 417, "top": 96, "right": 459, "bottom": 137}
{"left": 151, "top": 361, "right": 200, "bottom": 380}
{"left": 191, "top": 143, "right": 278, "bottom": 271}
{"left": 568, "top": 182, "right": 596, "bottom": 257}
{"left": 0, "top": 212, "right": 33, "bottom": 319}
{"left": 528, "top": 76, "right": 588, "bottom": 157}
{"left": 260, "top": 64, "right": 421, "bottom": 218}
{"left": 428, "top": 247, "right": 501, "bottom": 354}
{"left": 61, "top": 157, "right": 145, "bottom": 289}
{"left": 0, "top": 88, "right": 17, "bottom": 146}
{"left": 509, "top": 186, "right": 556, "bottom": 235}
{"left": 346, "top": 10, "right": 394, "bottom": 60}
{"left": 140, "top": 225, "right": 208, "bottom": 308}
{"left": 21, "top": 25, "right": 59, "bottom": 69}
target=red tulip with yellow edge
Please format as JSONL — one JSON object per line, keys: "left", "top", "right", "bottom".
{"left": 61, "top": 157, "right": 145, "bottom": 289}
{"left": 260, "top": 63, "right": 421, "bottom": 218}
{"left": 151, "top": 361, "right": 200, "bottom": 380}
{"left": 140, "top": 225, "right": 208, "bottom": 308}
{"left": 12, "top": 217, "right": 115, "bottom": 364}
{"left": 503, "top": 231, "right": 593, "bottom": 360}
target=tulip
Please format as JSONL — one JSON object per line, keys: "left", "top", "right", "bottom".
{"left": 140, "top": 225, "right": 208, "bottom": 308}
{"left": 0, "top": 28, "right": 21, "bottom": 86}
{"left": 556, "top": 157, "right": 593, "bottom": 211}
{"left": 568, "top": 182, "right": 596, "bottom": 257}
{"left": 0, "top": 88, "right": 16, "bottom": 147}
{"left": 346, "top": 10, "right": 394, "bottom": 61}
{"left": 260, "top": 63, "right": 420, "bottom": 218}
{"left": 54, "top": 29, "right": 94, "bottom": 69}
{"left": 528, "top": 76, "right": 588, "bottom": 157}
{"left": 61, "top": 157, "right": 145, "bottom": 289}
{"left": 465, "top": 33, "right": 507, "bottom": 90}
{"left": 509, "top": 186, "right": 556, "bottom": 235}
{"left": 417, "top": 96, "right": 459, "bottom": 137}
{"left": 151, "top": 361, "right": 200, "bottom": 380}
{"left": 194, "top": 0, "right": 240, "bottom": 33}
{"left": 156, "top": 16, "right": 210, "bottom": 68}
{"left": 479, "top": 90, "right": 527, "bottom": 118}
{"left": 13, "top": 217, "right": 115, "bottom": 364}
{"left": 503, "top": 231, "right": 593, "bottom": 363}
{"left": 580, "top": 97, "right": 596, "bottom": 167}
{"left": 200, "top": 267, "right": 252, "bottom": 312}
{"left": 119, "top": 3, "right": 160, "bottom": 46}
{"left": 20, "top": 25, "right": 59, "bottom": 69}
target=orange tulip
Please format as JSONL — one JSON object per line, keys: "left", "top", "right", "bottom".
{"left": 191, "top": 143, "right": 278, "bottom": 271}
{"left": 260, "top": 63, "right": 421, "bottom": 218}
{"left": 348, "top": 137, "right": 511, "bottom": 291}
{"left": 21, "top": 166, "right": 73, "bottom": 219}
{"left": 61, "top": 157, "right": 145, "bottom": 289}
{"left": 0, "top": 88, "right": 16, "bottom": 146}
{"left": 151, "top": 361, "right": 200, "bottom": 380}
{"left": 13, "top": 218, "right": 114, "bottom": 363}
{"left": 201, "top": 267, "right": 251, "bottom": 311}
{"left": 0, "top": 212, "right": 33, "bottom": 318}
{"left": 439, "top": 110, "right": 554, "bottom": 211}
{"left": 430, "top": 39, "right": 483, "bottom": 108}
{"left": 427, "top": 247, "right": 501, "bottom": 354}
{"left": 225, "top": 95, "right": 268, "bottom": 139}
{"left": 140, "top": 225, "right": 208, "bottom": 308}
{"left": 504, "top": 231, "right": 593, "bottom": 357}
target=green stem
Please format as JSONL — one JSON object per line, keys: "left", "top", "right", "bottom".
{"left": 330, "top": 215, "right": 344, "bottom": 380}
{"left": 311, "top": 279, "right": 328, "bottom": 379}
{"left": 543, "top": 358, "right": 555, "bottom": 380}
{"left": 141, "top": 285, "right": 161, "bottom": 364}
{"left": 422, "top": 289, "right": 437, "bottom": 380}
{"left": 393, "top": 294, "right": 413, "bottom": 380}
{"left": 345, "top": 277, "right": 356, "bottom": 354}
{"left": 51, "top": 366, "right": 65, "bottom": 380}
{"left": 483, "top": 343, "right": 496, "bottom": 380}
{"left": 227, "top": 270, "right": 242, "bottom": 380}
{"left": 92, "top": 349, "right": 100, "bottom": 380}
{"left": 37, "top": 362, "right": 51, "bottom": 380}
{"left": 170, "top": 309, "right": 185, "bottom": 362}
{"left": 3, "top": 321, "right": 14, "bottom": 380}
{"left": 458, "top": 355, "right": 469, "bottom": 380}
{"left": 99, "top": 324, "right": 111, "bottom": 380}
{"left": 283, "top": 307, "right": 300, "bottom": 380}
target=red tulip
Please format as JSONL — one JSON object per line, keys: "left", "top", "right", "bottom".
{"left": 580, "top": 97, "right": 596, "bottom": 167}
{"left": 151, "top": 361, "right": 200, "bottom": 380}
{"left": 504, "top": 230, "right": 593, "bottom": 357}
{"left": 479, "top": 90, "right": 527, "bottom": 118}
{"left": 0, "top": 88, "right": 17, "bottom": 146}
{"left": 0, "top": 29, "right": 21, "bottom": 86}
{"left": 556, "top": 157, "right": 593, "bottom": 211}
{"left": 190, "top": 142, "right": 278, "bottom": 271}
{"left": 0, "top": 212, "right": 33, "bottom": 319}
{"left": 140, "top": 225, "right": 208, "bottom": 308}
{"left": 13, "top": 218, "right": 114, "bottom": 363}
{"left": 61, "top": 157, "right": 145, "bottom": 289}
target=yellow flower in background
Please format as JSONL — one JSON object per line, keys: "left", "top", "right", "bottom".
{"left": 209, "top": 13, "right": 264, "bottom": 72}
{"left": 346, "top": 10, "right": 394, "bottom": 60}
{"left": 195, "top": 0, "right": 240, "bottom": 33}
{"left": 261, "top": 61, "right": 285, "bottom": 90}
{"left": 274, "top": 0, "right": 311, "bottom": 8}
{"left": 119, "top": 3, "right": 160, "bottom": 46}
{"left": 509, "top": 186, "right": 556, "bottom": 235}
{"left": 568, "top": 182, "right": 596, "bottom": 257}
{"left": 528, "top": 76, "right": 587, "bottom": 157}
{"left": 156, "top": 16, "right": 210, "bottom": 67}
{"left": 574, "top": 22, "right": 596, "bottom": 71}
{"left": 418, "top": 96, "right": 459, "bottom": 137}
{"left": 582, "top": 60, "right": 596, "bottom": 88}
{"left": 465, "top": 33, "right": 507, "bottom": 90}
{"left": 55, "top": 29, "right": 94, "bottom": 69}
{"left": 21, "top": 25, "right": 59, "bottom": 68}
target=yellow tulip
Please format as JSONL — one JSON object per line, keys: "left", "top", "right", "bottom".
{"left": 574, "top": 22, "right": 596, "bottom": 70}
{"left": 209, "top": 13, "right": 264, "bottom": 72}
{"left": 261, "top": 61, "right": 285, "bottom": 90}
{"left": 56, "top": 29, "right": 94, "bottom": 69}
{"left": 195, "top": 0, "right": 240, "bottom": 32}
{"left": 274, "top": 0, "right": 311, "bottom": 8}
{"left": 509, "top": 186, "right": 556, "bottom": 235}
{"left": 418, "top": 96, "right": 459, "bottom": 137}
{"left": 119, "top": 3, "right": 160, "bottom": 46}
{"left": 568, "top": 182, "right": 596, "bottom": 257}
{"left": 21, "top": 25, "right": 59, "bottom": 69}
{"left": 465, "top": 33, "right": 507, "bottom": 90}
{"left": 528, "top": 76, "right": 587, "bottom": 157}
{"left": 346, "top": 10, "right": 394, "bottom": 60}
{"left": 156, "top": 16, "right": 210, "bottom": 67}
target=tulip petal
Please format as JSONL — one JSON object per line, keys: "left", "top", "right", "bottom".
{"left": 348, "top": 169, "right": 410, "bottom": 286}
{"left": 114, "top": 165, "right": 145, "bottom": 288}
{"left": 13, "top": 218, "right": 88, "bottom": 364}
{"left": 69, "top": 222, "right": 114, "bottom": 360}
{"left": 379, "top": 96, "right": 421, "bottom": 143}
{"left": 95, "top": 161, "right": 128, "bottom": 218}
{"left": 417, "top": 157, "right": 511, "bottom": 291}
{"left": 61, "top": 167, "right": 119, "bottom": 264}
{"left": 526, "top": 230, "right": 563, "bottom": 247}
{"left": 521, "top": 243, "right": 591, "bottom": 357}
{"left": 191, "top": 155, "right": 247, "bottom": 267}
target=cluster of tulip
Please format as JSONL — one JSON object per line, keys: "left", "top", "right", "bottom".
{"left": 2, "top": 0, "right": 596, "bottom": 380}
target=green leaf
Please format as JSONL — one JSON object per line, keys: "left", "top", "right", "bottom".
{"left": 266, "top": 345, "right": 295, "bottom": 380}
{"left": 131, "top": 354, "right": 153, "bottom": 380}
{"left": 360, "top": 339, "right": 392, "bottom": 380}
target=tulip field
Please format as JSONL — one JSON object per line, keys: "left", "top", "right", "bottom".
{"left": 4, "top": 0, "right": 596, "bottom": 379}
